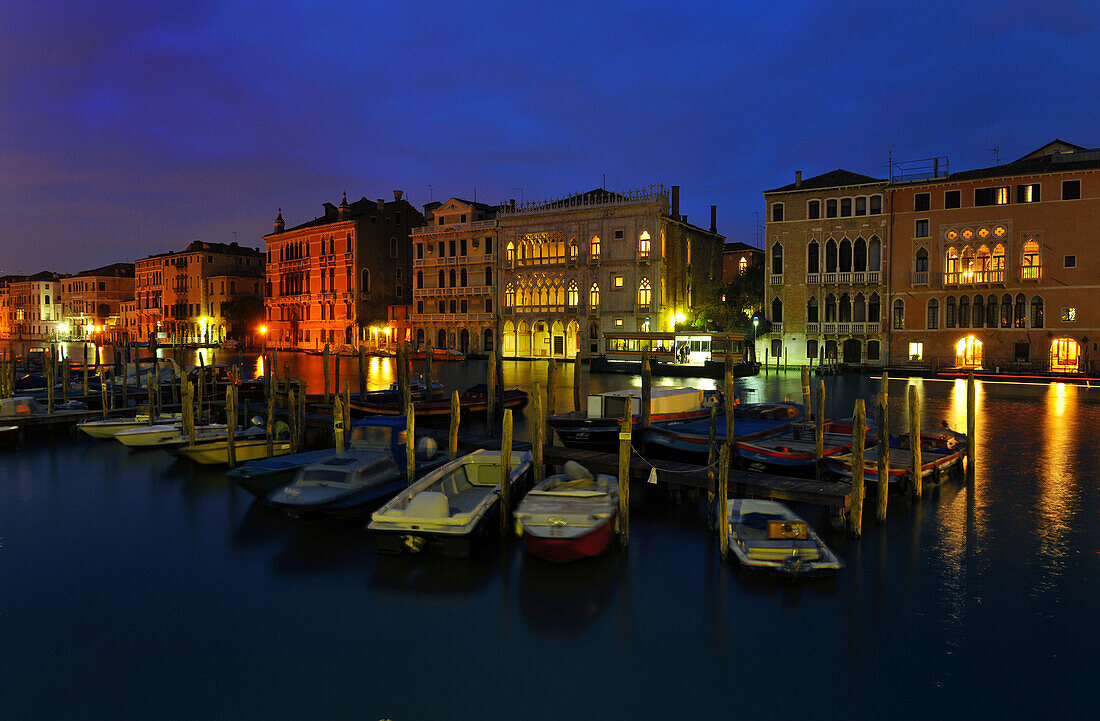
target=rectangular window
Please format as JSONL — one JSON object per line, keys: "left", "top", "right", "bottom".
{"left": 437, "top": 300, "right": 445, "bottom": 313}
{"left": 460, "top": 299, "right": 467, "bottom": 313}
{"left": 485, "top": 298, "right": 492, "bottom": 313}
{"left": 1014, "top": 342, "right": 1030, "bottom": 362}
{"left": 974, "top": 187, "right": 994, "bottom": 206}
{"left": 855, "top": 197, "right": 866, "bottom": 216}
{"left": 808, "top": 200, "right": 820, "bottom": 219}
{"left": 614, "top": 230, "right": 624, "bottom": 240}
{"left": 416, "top": 244, "right": 423, "bottom": 259}
{"left": 915, "top": 219, "right": 929, "bottom": 238}
{"left": 826, "top": 199, "right": 837, "bottom": 218}
{"left": 1062, "top": 180, "right": 1081, "bottom": 200}
{"left": 944, "top": 190, "right": 961, "bottom": 209}
{"left": 613, "top": 275, "right": 624, "bottom": 288}
{"left": 1065, "top": 255, "right": 1077, "bottom": 268}
{"left": 460, "top": 238, "right": 467, "bottom": 256}
{"left": 485, "top": 237, "right": 493, "bottom": 254}
{"left": 908, "top": 342, "right": 923, "bottom": 361}
{"left": 806, "top": 339, "right": 818, "bottom": 360}
{"left": 994, "top": 186, "right": 1009, "bottom": 205}
{"left": 772, "top": 203, "right": 784, "bottom": 222}
{"left": 395, "top": 212, "right": 402, "bottom": 225}
{"left": 614, "top": 318, "right": 624, "bottom": 327}
{"left": 416, "top": 301, "right": 423, "bottom": 314}
{"left": 448, "top": 240, "right": 456, "bottom": 256}
{"left": 869, "top": 195, "right": 882, "bottom": 214}
{"left": 1017, "top": 183, "right": 1040, "bottom": 203}
{"left": 1062, "top": 307, "right": 1077, "bottom": 322}
{"left": 840, "top": 198, "right": 852, "bottom": 217}
{"left": 914, "top": 193, "right": 930, "bottom": 212}
{"left": 438, "top": 216, "right": 444, "bottom": 225}
{"left": 460, "top": 214, "right": 467, "bottom": 223}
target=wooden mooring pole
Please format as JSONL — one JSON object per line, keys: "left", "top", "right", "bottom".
{"left": 406, "top": 409, "right": 416, "bottom": 486}
{"left": 226, "top": 385, "right": 237, "bottom": 469}
{"left": 334, "top": 392, "right": 344, "bottom": 451}
{"left": 707, "top": 404, "right": 718, "bottom": 514}
{"left": 486, "top": 348, "right": 498, "bottom": 437}
{"left": 546, "top": 357, "right": 558, "bottom": 442}
{"left": 876, "top": 372, "right": 890, "bottom": 523}
{"left": 849, "top": 398, "right": 866, "bottom": 536}
{"left": 499, "top": 409, "right": 513, "bottom": 537}
{"left": 801, "top": 366, "right": 811, "bottom": 418}
{"left": 573, "top": 350, "right": 583, "bottom": 411}
{"left": 424, "top": 342, "right": 433, "bottom": 399}
{"left": 287, "top": 386, "right": 298, "bottom": 453}
{"left": 358, "top": 346, "right": 367, "bottom": 401}
{"left": 448, "top": 390, "right": 460, "bottom": 461}
{"left": 184, "top": 380, "right": 196, "bottom": 447}
{"left": 99, "top": 369, "right": 108, "bottom": 419}
{"left": 532, "top": 382, "right": 544, "bottom": 485}
{"left": 82, "top": 344, "right": 89, "bottom": 398}
{"left": 815, "top": 379, "right": 825, "bottom": 479}
{"left": 718, "top": 442, "right": 730, "bottom": 559}
{"left": 909, "top": 385, "right": 922, "bottom": 498}
{"left": 323, "top": 343, "right": 331, "bottom": 404}
{"left": 967, "top": 371, "right": 976, "bottom": 485}
{"left": 640, "top": 351, "right": 651, "bottom": 454}
{"left": 46, "top": 348, "right": 55, "bottom": 415}
{"left": 617, "top": 402, "right": 631, "bottom": 549}
{"left": 265, "top": 388, "right": 275, "bottom": 459}
{"left": 343, "top": 380, "right": 351, "bottom": 446}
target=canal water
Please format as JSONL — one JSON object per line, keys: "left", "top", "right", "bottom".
{"left": 0, "top": 353, "right": 1095, "bottom": 720}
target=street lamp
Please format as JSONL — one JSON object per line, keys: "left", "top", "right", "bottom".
{"left": 259, "top": 325, "right": 267, "bottom": 352}
{"left": 752, "top": 316, "right": 759, "bottom": 364}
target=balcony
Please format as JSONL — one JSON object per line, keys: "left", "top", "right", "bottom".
{"left": 637, "top": 251, "right": 651, "bottom": 264}
{"left": 943, "top": 270, "right": 1006, "bottom": 287}
{"left": 805, "top": 273, "right": 820, "bottom": 284}
{"left": 587, "top": 305, "right": 599, "bottom": 317}
{"left": 1021, "top": 266, "right": 1040, "bottom": 280}
{"left": 635, "top": 302, "right": 653, "bottom": 314}
{"left": 589, "top": 254, "right": 601, "bottom": 265}
{"left": 912, "top": 270, "right": 929, "bottom": 285}
{"left": 768, "top": 274, "right": 784, "bottom": 286}
{"left": 411, "top": 312, "right": 493, "bottom": 322}
{"left": 805, "top": 322, "right": 820, "bottom": 333}
{"left": 412, "top": 284, "right": 492, "bottom": 298}
{"left": 769, "top": 322, "right": 783, "bottom": 334}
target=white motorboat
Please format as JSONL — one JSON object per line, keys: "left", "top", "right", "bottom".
{"left": 78, "top": 413, "right": 184, "bottom": 439}
{"left": 370, "top": 448, "right": 532, "bottom": 558}
{"left": 513, "top": 461, "right": 619, "bottom": 562}
{"left": 115, "top": 423, "right": 226, "bottom": 449}
{"left": 727, "top": 499, "right": 843, "bottom": 578}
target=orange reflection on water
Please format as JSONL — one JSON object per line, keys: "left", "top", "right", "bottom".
{"left": 253, "top": 355, "right": 264, "bottom": 380}
{"left": 1036, "top": 383, "right": 1077, "bottom": 564}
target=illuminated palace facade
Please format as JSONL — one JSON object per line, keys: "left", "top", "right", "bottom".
{"left": 762, "top": 139, "right": 1100, "bottom": 373}
{"left": 889, "top": 140, "right": 1100, "bottom": 372}
{"left": 498, "top": 186, "right": 724, "bottom": 358}
{"left": 762, "top": 171, "right": 889, "bottom": 366}
{"left": 263, "top": 192, "right": 422, "bottom": 350}
{"left": 135, "top": 241, "right": 264, "bottom": 345}
{"left": 60, "top": 262, "right": 134, "bottom": 343}
{"left": 410, "top": 198, "right": 497, "bottom": 354}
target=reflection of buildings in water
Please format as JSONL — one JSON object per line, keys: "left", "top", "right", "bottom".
{"left": 518, "top": 553, "right": 623, "bottom": 637}
{"left": 1036, "top": 385, "right": 1077, "bottom": 567}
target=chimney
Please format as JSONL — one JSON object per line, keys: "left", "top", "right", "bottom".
{"left": 795, "top": 171, "right": 802, "bottom": 188}
{"left": 682, "top": 215, "right": 688, "bottom": 224}
{"left": 393, "top": 190, "right": 404, "bottom": 201}
{"left": 710, "top": 205, "right": 717, "bottom": 233}
{"left": 671, "top": 185, "right": 680, "bottom": 218}
{"left": 274, "top": 208, "right": 284, "bottom": 234}
{"left": 338, "top": 192, "right": 349, "bottom": 220}
{"left": 376, "top": 198, "right": 384, "bottom": 212}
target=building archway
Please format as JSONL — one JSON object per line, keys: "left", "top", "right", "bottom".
{"left": 416, "top": 328, "right": 425, "bottom": 347}
{"left": 517, "top": 320, "right": 531, "bottom": 357}
{"left": 566, "top": 320, "right": 580, "bottom": 357}
{"left": 483, "top": 328, "right": 494, "bottom": 353}
{"left": 436, "top": 328, "right": 447, "bottom": 349}
{"left": 503, "top": 321, "right": 515, "bottom": 356}
{"left": 955, "top": 335, "right": 983, "bottom": 368}
{"left": 551, "top": 320, "right": 565, "bottom": 357}
{"left": 459, "top": 328, "right": 470, "bottom": 353}
{"left": 842, "top": 338, "right": 862, "bottom": 363}
{"left": 1050, "top": 338, "right": 1080, "bottom": 373}
{"left": 532, "top": 321, "right": 550, "bottom": 357}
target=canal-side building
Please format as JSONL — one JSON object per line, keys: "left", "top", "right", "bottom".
{"left": 497, "top": 185, "right": 724, "bottom": 358}
{"left": 761, "top": 170, "right": 890, "bottom": 366}
{"left": 888, "top": 140, "right": 1100, "bottom": 372}
{"left": 263, "top": 192, "right": 422, "bottom": 351}
{"left": 119, "top": 299, "right": 137, "bottom": 342}
{"left": 60, "top": 262, "right": 134, "bottom": 343}
{"left": 722, "top": 241, "right": 763, "bottom": 283}
{"left": 134, "top": 241, "right": 264, "bottom": 345}
{"left": 4, "top": 271, "right": 63, "bottom": 341}
{"left": 409, "top": 198, "right": 497, "bottom": 354}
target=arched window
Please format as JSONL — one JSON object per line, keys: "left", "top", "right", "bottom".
{"left": 389, "top": 237, "right": 397, "bottom": 258}
{"left": 927, "top": 298, "right": 939, "bottom": 329}
{"left": 992, "top": 244, "right": 1005, "bottom": 281}
{"left": 961, "top": 246, "right": 976, "bottom": 282}
{"left": 437, "top": 269, "right": 445, "bottom": 288}
{"left": 638, "top": 231, "right": 651, "bottom": 259}
{"left": 771, "top": 297, "right": 783, "bottom": 323}
{"left": 1001, "top": 294, "right": 1012, "bottom": 328}
{"left": 945, "top": 247, "right": 959, "bottom": 283}
{"left": 506, "top": 242, "right": 515, "bottom": 265}
{"left": 569, "top": 239, "right": 578, "bottom": 261}
{"left": 638, "top": 278, "right": 652, "bottom": 308}
{"left": 946, "top": 296, "right": 957, "bottom": 328}
{"left": 868, "top": 293, "right": 880, "bottom": 323}
{"left": 329, "top": 237, "right": 334, "bottom": 255}
{"left": 590, "top": 236, "right": 601, "bottom": 261}
{"left": 1014, "top": 293, "right": 1027, "bottom": 328}
{"left": 854, "top": 237, "right": 867, "bottom": 272}
{"left": 976, "top": 245, "right": 991, "bottom": 281}
{"left": 361, "top": 268, "right": 370, "bottom": 293}
{"left": 868, "top": 236, "right": 881, "bottom": 271}
{"left": 839, "top": 293, "right": 852, "bottom": 322}
{"left": 484, "top": 267, "right": 492, "bottom": 286}
{"left": 348, "top": 233, "right": 353, "bottom": 253}
{"left": 460, "top": 268, "right": 467, "bottom": 287}
{"left": 915, "top": 247, "right": 929, "bottom": 272}
{"left": 853, "top": 293, "right": 866, "bottom": 322}
{"left": 567, "top": 280, "right": 579, "bottom": 307}
{"left": 959, "top": 295, "right": 970, "bottom": 327}
{"left": 825, "top": 239, "right": 838, "bottom": 273}
{"left": 738, "top": 257, "right": 748, "bottom": 274}
{"left": 771, "top": 243, "right": 783, "bottom": 275}
{"left": 449, "top": 269, "right": 457, "bottom": 288}
{"left": 416, "top": 270, "right": 423, "bottom": 289}
{"left": 973, "top": 295, "right": 985, "bottom": 328}
{"left": 1031, "top": 296, "right": 1044, "bottom": 328}
{"left": 505, "top": 283, "right": 515, "bottom": 308}
{"left": 806, "top": 296, "right": 818, "bottom": 323}
{"left": 825, "top": 293, "right": 837, "bottom": 322}
{"left": 1022, "top": 240, "right": 1041, "bottom": 279}
{"left": 839, "top": 238, "right": 852, "bottom": 272}
{"left": 987, "top": 295, "right": 998, "bottom": 328}
{"left": 807, "top": 240, "right": 820, "bottom": 274}
{"left": 892, "top": 299, "right": 905, "bottom": 329}
{"left": 589, "top": 283, "right": 600, "bottom": 308}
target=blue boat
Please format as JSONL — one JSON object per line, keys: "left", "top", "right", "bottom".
{"left": 643, "top": 402, "right": 803, "bottom": 457}
{"left": 225, "top": 448, "right": 345, "bottom": 499}
{"left": 263, "top": 416, "right": 450, "bottom": 517}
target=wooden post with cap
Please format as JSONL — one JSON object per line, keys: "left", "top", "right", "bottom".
{"left": 323, "top": 342, "right": 331, "bottom": 405}
{"left": 909, "top": 384, "right": 922, "bottom": 498}
{"left": 531, "top": 382, "right": 544, "bottom": 485}
{"left": 617, "top": 401, "right": 631, "bottom": 549}
{"left": 849, "top": 398, "right": 866, "bottom": 536}
{"left": 406, "top": 406, "right": 416, "bottom": 486}
{"left": 226, "top": 385, "right": 237, "bottom": 469}
{"left": 499, "top": 409, "right": 513, "bottom": 537}
{"left": 876, "top": 372, "right": 890, "bottom": 523}
{"left": 448, "top": 389, "right": 460, "bottom": 461}
{"left": 718, "top": 442, "right": 730, "bottom": 559}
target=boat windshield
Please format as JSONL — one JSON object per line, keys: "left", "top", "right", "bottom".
{"left": 349, "top": 425, "right": 392, "bottom": 450}
{"left": 298, "top": 469, "right": 355, "bottom": 485}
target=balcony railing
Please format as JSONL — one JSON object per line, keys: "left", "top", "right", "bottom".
{"left": 943, "top": 270, "right": 1006, "bottom": 286}
{"left": 805, "top": 322, "right": 820, "bottom": 333}
{"left": 411, "top": 312, "right": 493, "bottom": 322}
{"left": 912, "top": 270, "right": 929, "bottom": 285}
{"left": 805, "top": 273, "right": 820, "bottom": 284}
{"left": 635, "top": 302, "right": 653, "bottom": 314}
{"left": 412, "top": 285, "right": 492, "bottom": 297}
{"left": 1021, "top": 266, "right": 1041, "bottom": 280}
{"left": 769, "top": 322, "right": 783, "bottom": 334}
{"left": 769, "top": 274, "right": 783, "bottom": 286}
{"left": 637, "top": 251, "right": 651, "bottom": 263}
{"left": 410, "top": 219, "right": 497, "bottom": 236}
{"left": 819, "top": 321, "right": 881, "bottom": 335}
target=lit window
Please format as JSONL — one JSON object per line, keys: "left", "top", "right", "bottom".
{"left": 738, "top": 257, "right": 748, "bottom": 274}
{"left": 567, "top": 280, "right": 579, "bottom": 306}
{"left": 590, "top": 236, "right": 601, "bottom": 261}
{"left": 908, "top": 342, "right": 923, "bottom": 361}
{"left": 613, "top": 275, "right": 624, "bottom": 288}
{"left": 1017, "top": 184, "right": 1040, "bottom": 203}
{"left": 994, "top": 187, "right": 1009, "bottom": 205}
{"left": 1062, "top": 307, "right": 1077, "bottom": 322}
{"left": 638, "top": 278, "right": 652, "bottom": 307}
{"left": 614, "top": 318, "right": 624, "bottom": 327}
{"left": 638, "top": 231, "right": 651, "bottom": 258}
{"left": 994, "top": 226, "right": 1006, "bottom": 237}
{"left": 589, "top": 283, "right": 600, "bottom": 307}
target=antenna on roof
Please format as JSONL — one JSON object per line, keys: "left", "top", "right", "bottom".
{"left": 427, "top": 184, "right": 433, "bottom": 202}
{"left": 513, "top": 187, "right": 524, "bottom": 204}
{"left": 473, "top": 187, "right": 476, "bottom": 203}
{"left": 989, "top": 146, "right": 1001, "bottom": 165}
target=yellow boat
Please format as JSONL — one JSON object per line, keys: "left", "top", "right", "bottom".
{"left": 173, "top": 436, "right": 293, "bottom": 466}
{"left": 727, "top": 499, "right": 843, "bottom": 577}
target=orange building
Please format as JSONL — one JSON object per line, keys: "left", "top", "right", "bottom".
{"left": 60, "top": 262, "right": 134, "bottom": 343}
{"left": 888, "top": 140, "right": 1100, "bottom": 373}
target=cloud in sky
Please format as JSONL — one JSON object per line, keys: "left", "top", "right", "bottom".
{"left": 1, "top": 0, "right": 1098, "bottom": 273}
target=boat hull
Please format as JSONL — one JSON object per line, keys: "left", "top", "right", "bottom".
{"left": 524, "top": 516, "right": 616, "bottom": 562}
{"left": 353, "top": 388, "right": 527, "bottom": 417}
{"left": 175, "top": 439, "right": 292, "bottom": 465}
{"left": 552, "top": 408, "right": 717, "bottom": 450}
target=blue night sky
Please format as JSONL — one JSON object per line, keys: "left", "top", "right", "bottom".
{"left": 1, "top": 0, "right": 1098, "bottom": 274}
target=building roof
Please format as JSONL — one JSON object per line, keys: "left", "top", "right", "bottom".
{"left": 941, "top": 144, "right": 1100, "bottom": 183}
{"left": 723, "top": 241, "right": 761, "bottom": 253}
{"left": 141, "top": 241, "right": 263, "bottom": 260}
{"left": 76, "top": 262, "right": 135, "bottom": 278}
{"left": 279, "top": 195, "right": 421, "bottom": 234}
{"left": 765, "top": 169, "right": 885, "bottom": 194}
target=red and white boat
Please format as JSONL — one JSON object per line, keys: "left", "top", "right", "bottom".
{"left": 513, "top": 462, "right": 619, "bottom": 562}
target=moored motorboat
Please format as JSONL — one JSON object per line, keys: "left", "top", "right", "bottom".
{"left": 263, "top": 418, "right": 449, "bottom": 516}
{"left": 115, "top": 423, "right": 224, "bottom": 449}
{"left": 369, "top": 449, "right": 532, "bottom": 557}
{"left": 78, "top": 413, "right": 183, "bottom": 439}
{"left": 727, "top": 499, "right": 843, "bottom": 577}
{"left": 550, "top": 387, "right": 724, "bottom": 450}
{"left": 641, "top": 401, "right": 800, "bottom": 456}
{"left": 822, "top": 428, "right": 966, "bottom": 488}
{"left": 226, "top": 448, "right": 345, "bottom": 499}
{"left": 352, "top": 384, "right": 527, "bottom": 418}
{"left": 513, "top": 461, "right": 619, "bottom": 562}
{"left": 171, "top": 426, "right": 286, "bottom": 465}
{"left": 735, "top": 418, "right": 872, "bottom": 471}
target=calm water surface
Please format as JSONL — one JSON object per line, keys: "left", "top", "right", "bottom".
{"left": 0, "top": 354, "right": 1096, "bottom": 720}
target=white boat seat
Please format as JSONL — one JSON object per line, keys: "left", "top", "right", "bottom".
{"left": 405, "top": 491, "right": 450, "bottom": 518}
{"left": 440, "top": 467, "right": 472, "bottom": 497}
